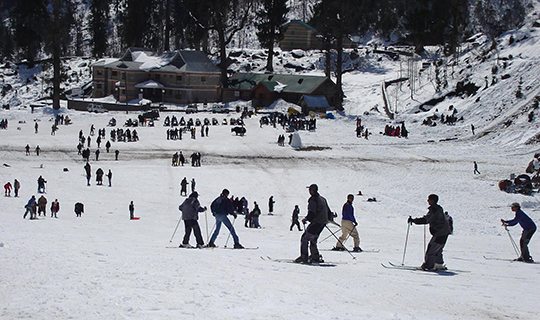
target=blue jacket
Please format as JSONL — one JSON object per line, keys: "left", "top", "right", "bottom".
{"left": 505, "top": 209, "right": 537, "bottom": 230}
{"left": 341, "top": 201, "right": 356, "bottom": 223}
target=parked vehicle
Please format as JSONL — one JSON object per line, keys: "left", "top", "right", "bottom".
{"left": 87, "top": 104, "right": 107, "bottom": 113}
{"left": 212, "top": 104, "right": 230, "bottom": 114}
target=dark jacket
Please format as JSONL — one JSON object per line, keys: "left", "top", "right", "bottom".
{"left": 505, "top": 209, "right": 537, "bottom": 230}
{"left": 211, "top": 196, "right": 235, "bottom": 216}
{"left": 305, "top": 192, "right": 330, "bottom": 225}
{"left": 412, "top": 204, "right": 450, "bottom": 237}
{"left": 179, "top": 196, "right": 205, "bottom": 220}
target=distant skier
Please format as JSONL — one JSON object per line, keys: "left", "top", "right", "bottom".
{"left": 95, "top": 149, "right": 100, "bottom": 161}
{"left": 290, "top": 205, "right": 302, "bottom": 231}
{"left": 96, "top": 168, "right": 104, "bottom": 185}
{"left": 105, "top": 141, "right": 111, "bottom": 153}
{"left": 332, "top": 194, "right": 362, "bottom": 252}
{"left": 4, "top": 182, "right": 12, "bottom": 196}
{"left": 501, "top": 203, "right": 537, "bottom": 263}
{"left": 474, "top": 161, "right": 480, "bottom": 174}
{"left": 74, "top": 202, "right": 84, "bottom": 217}
{"left": 178, "top": 192, "right": 206, "bottom": 248}
{"left": 408, "top": 194, "right": 451, "bottom": 271}
{"left": 37, "top": 195, "right": 47, "bottom": 216}
{"left": 191, "top": 178, "right": 196, "bottom": 193}
{"left": 106, "top": 169, "right": 113, "bottom": 187}
{"left": 84, "top": 163, "right": 91, "bottom": 186}
{"left": 268, "top": 196, "right": 275, "bottom": 215}
{"left": 50, "top": 199, "right": 60, "bottom": 218}
{"left": 25, "top": 144, "right": 30, "bottom": 155}
{"left": 207, "top": 189, "right": 244, "bottom": 249}
{"left": 129, "top": 201, "right": 135, "bottom": 220}
{"left": 115, "top": 150, "right": 119, "bottom": 161}
{"left": 295, "top": 184, "right": 330, "bottom": 264}
{"left": 34, "top": 122, "right": 38, "bottom": 133}
{"left": 24, "top": 195, "right": 37, "bottom": 219}
{"left": 13, "top": 179, "right": 20, "bottom": 197}
{"left": 37, "top": 175, "right": 47, "bottom": 193}
{"left": 180, "top": 177, "right": 188, "bottom": 196}
{"left": 35, "top": 145, "right": 41, "bottom": 156}
{"left": 251, "top": 202, "right": 262, "bottom": 228}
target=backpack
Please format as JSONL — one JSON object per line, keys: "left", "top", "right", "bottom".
{"left": 445, "top": 211, "right": 454, "bottom": 234}
{"left": 211, "top": 197, "right": 222, "bottom": 215}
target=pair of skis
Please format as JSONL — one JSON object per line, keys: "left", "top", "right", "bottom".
{"left": 381, "top": 262, "right": 471, "bottom": 273}
{"left": 260, "top": 256, "right": 340, "bottom": 267}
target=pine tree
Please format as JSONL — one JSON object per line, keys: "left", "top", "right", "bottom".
{"left": 10, "top": 0, "right": 48, "bottom": 64}
{"left": 256, "top": 0, "right": 289, "bottom": 72}
{"left": 90, "top": 0, "right": 109, "bottom": 58}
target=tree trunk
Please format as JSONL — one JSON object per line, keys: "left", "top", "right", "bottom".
{"left": 266, "top": 41, "right": 274, "bottom": 72}
{"left": 335, "top": 33, "right": 343, "bottom": 108}
{"left": 52, "top": 0, "right": 61, "bottom": 110}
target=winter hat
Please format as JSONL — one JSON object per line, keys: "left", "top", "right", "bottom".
{"left": 222, "top": 189, "right": 230, "bottom": 196}
{"left": 308, "top": 184, "right": 318, "bottom": 192}
{"left": 511, "top": 202, "right": 521, "bottom": 208}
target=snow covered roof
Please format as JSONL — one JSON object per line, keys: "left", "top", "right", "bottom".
{"left": 230, "top": 73, "right": 332, "bottom": 93}
{"left": 134, "top": 80, "right": 165, "bottom": 89}
{"left": 99, "top": 48, "right": 220, "bottom": 74}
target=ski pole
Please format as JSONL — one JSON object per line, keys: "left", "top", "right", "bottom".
{"left": 170, "top": 216, "right": 183, "bottom": 243}
{"left": 504, "top": 225, "right": 521, "bottom": 258}
{"left": 423, "top": 224, "right": 427, "bottom": 254}
{"left": 206, "top": 220, "right": 216, "bottom": 244}
{"left": 324, "top": 225, "right": 356, "bottom": 260}
{"left": 204, "top": 208, "right": 209, "bottom": 243}
{"left": 402, "top": 220, "right": 412, "bottom": 266}
{"left": 224, "top": 215, "right": 237, "bottom": 248}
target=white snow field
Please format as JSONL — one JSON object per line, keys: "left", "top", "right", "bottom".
{"left": 0, "top": 103, "right": 538, "bottom": 320}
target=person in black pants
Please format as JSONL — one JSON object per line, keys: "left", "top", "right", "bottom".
{"left": 290, "top": 205, "right": 302, "bottom": 231}
{"left": 502, "top": 202, "right": 537, "bottom": 262}
{"left": 178, "top": 192, "right": 206, "bottom": 248}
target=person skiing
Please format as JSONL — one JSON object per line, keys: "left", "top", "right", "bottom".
{"left": 115, "top": 150, "right": 119, "bottom": 161}
{"left": 474, "top": 161, "right": 480, "bottom": 174}
{"left": 268, "top": 196, "right": 275, "bottom": 215}
{"left": 35, "top": 145, "right": 41, "bottom": 156}
{"left": 34, "top": 121, "right": 38, "bottom": 133}
{"left": 37, "top": 195, "right": 47, "bottom": 217}
{"left": 180, "top": 177, "right": 188, "bottom": 196}
{"left": 4, "top": 182, "right": 12, "bottom": 196}
{"left": 178, "top": 192, "right": 206, "bottom": 248}
{"left": 50, "top": 199, "right": 60, "bottom": 218}
{"left": 408, "top": 194, "right": 451, "bottom": 271}
{"left": 25, "top": 144, "right": 30, "bottom": 155}
{"left": 105, "top": 141, "right": 111, "bottom": 153}
{"left": 295, "top": 184, "right": 331, "bottom": 264}
{"left": 207, "top": 189, "right": 244, "bottom": 249}
{"left": 333, "top": 194, "right": 362, "bottom": 252}
{"left": 95, "top": 149, "right": 100, "bottom": 161}
{"left": 501, "top": 202, "right": 537, "bottom": 262}
{"left": 37, "top": 175, "right": 47, "bottom": 193}
{"left": 14, "top": 179, "right": 20, "bottom": 197}
{"left": 191, "top": 178, "right": 196, "bottom": 193}
{"left": 129, "top": 201, "right": 135, "bottom": 220}
{"left": 24, "top": 195, "right": 37, "bottom": 219}
{"left": 290, "top": 205, "right": 302, "bottom": 231}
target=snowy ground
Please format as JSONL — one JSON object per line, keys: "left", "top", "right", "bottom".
{"left": 0, "top": 104, "right": 539, "bottom": 320}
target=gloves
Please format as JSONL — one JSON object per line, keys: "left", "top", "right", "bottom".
{"left": 203, "top": 206, "right": 207, "bottom": 211}
{"left": 233, "top": 213, "right": 237, "bottom": 219}
{"left": 353, "top": 222, "right": 358, "bottom": 227}
{"left": 500, "top": 219, "right": 508, "bottom": 226}
{"left": 408, "top": 216, "right": 414, "bottom": 224}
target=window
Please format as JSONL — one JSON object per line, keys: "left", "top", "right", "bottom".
{"left": 176, "top": 75, "right": 182, "bottom": 82}
{"left": 96, "top": 70, "right": 103, "bottom": 76}
{"left": 201, "top": 76, "right": 206, "bottom": 83}
{"left": 121, "top": 72, "right": 126, "bottom": 80}
{"left": 234, "top": 91, "right": 240, "bottom": 97}
{"left": 96, "top": 84, "right": 102, "bottom": 89}
{"left": 111, "top": 71, "right": 118, "bottom": 77}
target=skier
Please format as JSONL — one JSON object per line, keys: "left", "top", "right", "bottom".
{"left": 14, "top": 179, "right": 20, "bottom": 197}
{"left": 180, "top": 177, "right": 188, "bottom": 196}
{"left": 24, "top": 195, "right": 37, "bottom": 219}
{"left": 268, "top": 196, "right": 275, "bottom": 215}
{"left": 35, "top": 145, "right": 41, "bottom": 156}
{"left": 290, "top": 205, "right": 302, "bottom": 231}
{"left": 501, "top": 202, "right": 537, "bottom": 262}
{"left": 207, "top": 189, "right": 244, "bottom": 249}
{"left": 84, "top": 163, "right": 91, "bottom": 186}
{"left": 474, "top": 161, "right": 481, "bottom": 174}
{"left": 106, "top": 169, "right": 112, "bottom": 187}
{"left": 95, "top": 149, "right": 100, "bottom": 161}
{"left": 129, "top": 201, "right": 135, "bottom": 220}
{"left": 332, "top": 194, "right": 362, "bottom": 252}
{"left": 191, "top": 178, "right": 196, "bottom": 193}
{"left": 408, "top": 194, "right": 451, "bottom": 271}
{"left": 50, "top": 199, "right": 60, "bottom": 218}
{"left": 37, "top": 175, "right": 47, "bottom": 193}
{"left": 25, "top": 144, "right": 30, "bottom": 155}
{"left": 178, "top": 192, "right": 206, "bottom": 248}
{"left": 4, "top": 182, "right": 12, "bottom": 196}
{"left": 37, "top": 195, "right": 47, "bottom": 217}
{"left": 115, "top": 150, "right": 119, "bottom": 161}
{"left": 251, "top": 202, "right": 262, "bottom": 228}
{"left": 96, "top": 168, "right": 104, "bottom": 185}
{"left": 295, "top": 184, "right": 331, "bottom": 264}
{"left": 34, "top": 122, "right": 38, "bottom": 133}
{"left": 74, "top": 202, "right": 84, "bottom": 217}
{"left": 105, "top": 141, "right": 111, "bottom": 153}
